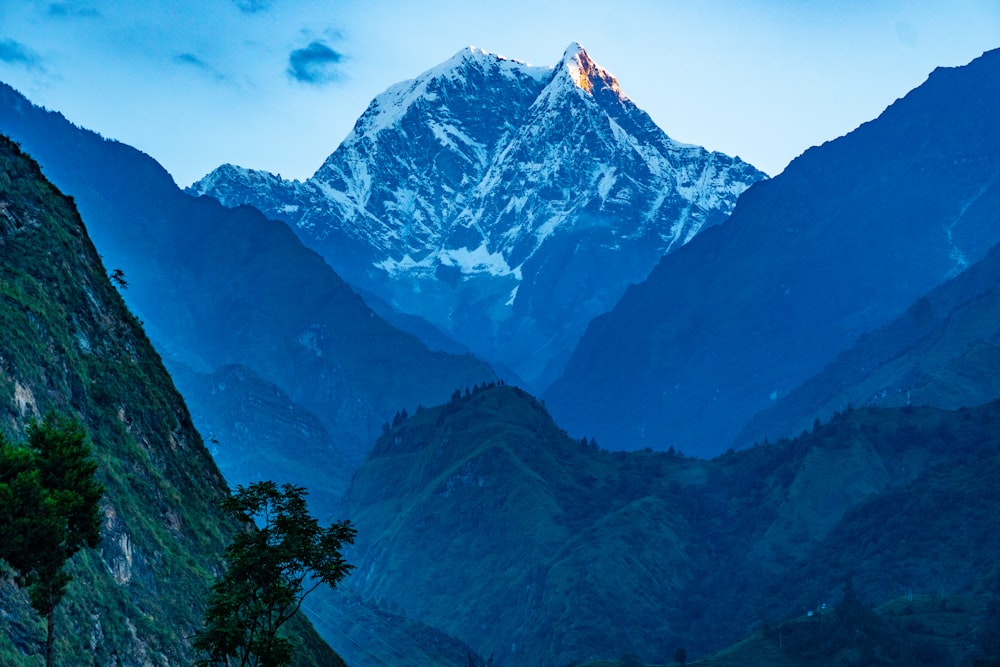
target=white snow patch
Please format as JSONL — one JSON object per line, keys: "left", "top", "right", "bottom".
{"left": 943, "top": 174, "right": 999, "bottom": 275}
{"left": 505, "top": 285, "right": 520, "bottom": 306}
{"left": 428, "top": 121, "right": 487, "bottom": 165}
{"left": 375, "top": 253, "right": 436, "bottom": 276}
{"left": 315, "top": 180, "right": 358, "bottom": 210}
{"left": 534, "top": 211, "right": 571, "bottom": 247}
{"left": 345, "top": 155, "right": 374, "bottom": 205}
{"left": 439, "top": 242, "right": 518, "bottom": 277}
{"left": 503, "top": 196, "right": 528, "bottom": 215}
{"left": 595, "top": 165, "right": 617, "bottom": 199}
{"left": 376, "top": 242, "right": 522, "bottom": 279}
{"left": 659, "top": 205, "right": 693, "bottom": 254}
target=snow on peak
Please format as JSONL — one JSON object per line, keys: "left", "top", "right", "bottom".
{"left": 190, "top": 162, "right": 283, "bottom": 197}
{"left": 446, "top": 45, "right": 511, "bottom": 67}
{"left": 348, "top": 46, "right": 548, "bottom": 140}
{"left": 436, "top": 45, "right": 500, "bottom": 73}
{"left": 555, "top": 42, "right": 623, "bottom": 98}
{"left": 433, "top": 45, "right": 549, "bottom": 82}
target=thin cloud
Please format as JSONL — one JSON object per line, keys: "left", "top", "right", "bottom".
{"left": 287, "top": 41, "right": 345, "bottom": 85}
{"left": 233, "top": 0, "right": 274, "bottom": 13}
{"left": 0, "top": 39, "right": 44, "bottom": 71}
{"left": 174, "top": 53, "right": 229, "bottom": 83}
{"left": 48, "top": 2, "right": 102, "bottom": 18}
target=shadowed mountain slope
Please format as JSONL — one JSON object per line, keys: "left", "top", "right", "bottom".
{"left": 736, "top": 235, "right": 1000, "bottom": 448}
{"left": 0, "top": 80, "right": 496, "bottom": 488}
{"left": 546, "top": 47, "right": 1000, "bottom": 457}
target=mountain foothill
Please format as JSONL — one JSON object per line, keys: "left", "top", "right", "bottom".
{"left": 2, "top": 41, "right": 1000, "bottom": 667}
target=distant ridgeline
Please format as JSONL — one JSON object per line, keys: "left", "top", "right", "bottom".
{"left": 0, "top": 135, "right": 343, "bottom": 666}
{"left": 335, "top": 381, "right": 1000, "bottom": 666}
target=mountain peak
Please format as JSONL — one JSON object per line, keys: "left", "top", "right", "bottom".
{"left": 434, "top": 45, "right": 547, "bottom": 81}
{"left": 444, "top": 45, "right": 498, "bottom": 69}
{"left": 347, "top": 45, "right": 548, "bottom": 141}
{"left": 560, "top": 41, "right": 586, "bottom": 59}
{"left": 193, "top": 43, "right": 765, "bottom": 390}
{"left": 556, "top": 42, "right": 621, "bottom": 97}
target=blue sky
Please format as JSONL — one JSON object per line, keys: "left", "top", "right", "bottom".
{"left": 2, "top": 1, "right": 999, "bottom": 187}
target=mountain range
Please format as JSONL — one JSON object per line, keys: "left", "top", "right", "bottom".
{"left": 0, "top": 80, "right": 496, "bottom": 508}
{"left": 4, "top": 40, "right": 1000, "bottom": 667}
{"left": 192, "top": 43, "right": 765, "bottom": 389}
{"left": 318, "top": 46, "right": 1000, "bottom": 665}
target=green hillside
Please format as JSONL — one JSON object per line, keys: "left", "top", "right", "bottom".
{"left": 340, "top": 381, "right": 1000, "bottom": 666}
{"left": 341, "top": 383, "right": 707, "bottom": 666}
{"left": 0, "top": 135, "right": 343, "bottom": 665}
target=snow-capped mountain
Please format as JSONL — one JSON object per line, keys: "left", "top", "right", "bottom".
{"left": 192, "top": 43, "right": 766, "bottom": 389}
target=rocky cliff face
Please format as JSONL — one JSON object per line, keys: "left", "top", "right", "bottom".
{"left": 193, "top": 43, "right": 765, "bottom": 388}
{"left": 0, "top": 135, "right": 343, "bottom": 666}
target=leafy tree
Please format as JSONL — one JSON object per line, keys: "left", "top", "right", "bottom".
{"left": 194, "top": 481, "right": 356, "bottom": 667}
{"left": 0, "top": 413, "right": 104, "bottom": 667}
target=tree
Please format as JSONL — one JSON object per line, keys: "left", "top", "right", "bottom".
{"left": 0, "top": 413, "right": 104, "bottom": 667}
{"left": 194, "top": 481, "right": 356, "bottom": 667}
{"left": 108, "top": 267, "right": 128, "bottom": 290}
{"left": 674, "top": 646, "right": 687, "bottom": 666}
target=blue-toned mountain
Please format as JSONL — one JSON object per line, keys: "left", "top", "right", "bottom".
{"left": 546, "top": 47, "right": 1000, "bottom": 456}
{"left": 192, "top": 43, "right": 765, "bottom": 389}
{"left": 335, "top": 382, "right": 1000, "bottom": 665}
{"left": 736, "top": 233, "right": 1000, "bottom": 449}
{"left": 0, "top": 81, "right": 496, "bottom": 494}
